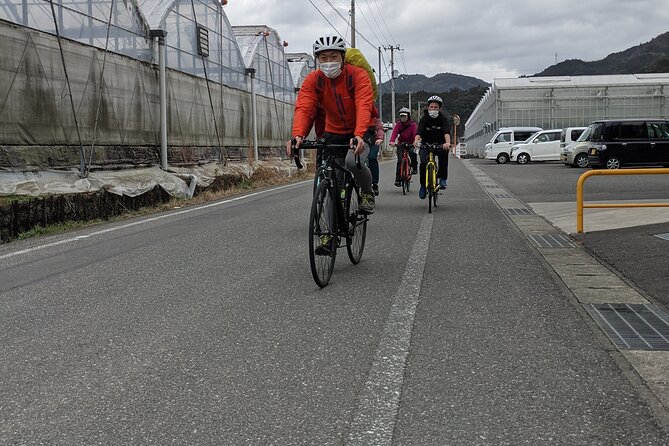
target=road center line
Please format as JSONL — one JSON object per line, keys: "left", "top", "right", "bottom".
{"left": 0, "top": 181, "right": 308, "bottom": 261}
{"left": 346, "top": 212, "right": 433, "bottom": 445}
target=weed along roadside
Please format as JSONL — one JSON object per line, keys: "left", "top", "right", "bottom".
{"left": 0, "top": 163, "right": 311, "bottom": 244}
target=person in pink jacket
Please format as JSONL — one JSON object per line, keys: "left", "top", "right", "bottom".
{"left": 389, "top": 107, "right": 418, "bottom": 186}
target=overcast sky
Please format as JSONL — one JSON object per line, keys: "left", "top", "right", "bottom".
{"left": 224, "top": 0, "right": 669, "bottom": 83}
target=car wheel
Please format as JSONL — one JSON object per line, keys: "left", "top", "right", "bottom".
{"left": 516, "top": 153, "right": 530, "bottom": 164}
{"left": 574, "top": 153, "right": 589, "bottom": 168}
{"left": 605, "top": 156, "right": 621, "bottom": 169}
{"left": 496, "top": 153, "right": 509, "bottom": 164}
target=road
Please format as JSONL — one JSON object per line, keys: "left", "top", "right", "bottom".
{"left": 1, "top": 158, "right": 667, "bottom": 444}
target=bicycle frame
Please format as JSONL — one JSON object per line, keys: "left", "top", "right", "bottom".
{"left": 397, "top": 143, "right": 413, "bottom": 195}
{"left": 422, "top": 143, "right": 440, "bottom": 192}
{"left": 421, "top": 143, "right": 441, "bottom": 213}
{"left": 294, "top": 140, "right": 361, "bottom": 235}
{"left": 316, "top": 150, "right": 354, "bottom": 233}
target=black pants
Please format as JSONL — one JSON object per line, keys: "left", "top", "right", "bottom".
{"left": 419, "top": 147, "right": 448, "bottom": 186}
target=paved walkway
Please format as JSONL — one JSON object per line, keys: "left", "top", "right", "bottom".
{"left": 462, "top": 159, "right": 669, "bottom": 435}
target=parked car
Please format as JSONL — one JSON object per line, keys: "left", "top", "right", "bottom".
{"left": 510, "top": 129, "right": 563, "bottom": 164}
{"left": 588, "top": 119, "right": 669, "bottom": 169}
{"left": 484, "top": 127, "right": 543, "bottom": 164}
{"left": 560, "top": 127, "right": 587, "bottom": 149}
{"left": 561, "top": 125, "right": 593, "bottom": 168}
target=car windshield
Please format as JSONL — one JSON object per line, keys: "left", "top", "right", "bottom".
{"left": 590, "top": 123, "right": 604, "bottom": 140}
{"left": 577, "top": 125, "right": 593, "bottom": 142}
{"left": 522, "top": 132, "right": 540, "bottom": 144}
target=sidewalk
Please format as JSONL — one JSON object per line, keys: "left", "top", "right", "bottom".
{"left": 461, "top": 158, "right": 669, "bottom": 431}
{"left": 388, "top": 158, "right": 669, "bottom": 443}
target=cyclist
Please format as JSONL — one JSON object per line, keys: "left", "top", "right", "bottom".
{"left": 389, "top": 107, "right": 418, "bottom": 186}
{"left": 413, "top": 95, "right": 451, "bottom": 199}
{"left": 286, "top": 35, "right": 376, "bottom": 214}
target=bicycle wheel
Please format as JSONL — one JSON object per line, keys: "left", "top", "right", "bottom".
{"left": 401, "top": 158, "right": 410, "bottom": 195}
{"left": 427, "top": 163, "right": 435, "bottom": 213}
{"left": 309, "top": 181, "right": 337, "bottom": 287}
{"left": 345, "top": 182, "right": 367, "bottom": 264}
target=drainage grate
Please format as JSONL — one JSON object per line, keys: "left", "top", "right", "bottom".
{"left": 654, "top": 233, "right": 669, "bottom": 241}
{"left": 527, "top": 233, "right": 575, "bottom": 248}
{"left": 493, "top": 193, "right": 513, "bottom": 199}
{"left": 585, "top": 304, "right": 669, "bottom": 350}
{"left": 484, "top": 184, "right": 500, "bottom": 188}
{"left": 504, "top": 208, "right": 533, "bottom": 216}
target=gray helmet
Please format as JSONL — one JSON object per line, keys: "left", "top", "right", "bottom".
{"left": 313, "top": 36, "right": 347, "bottom": 55}
{"left": 398, "top": 107, "right": 410, "bottom": 115}
{"left": 427, "top": 95, "right": 443, "bottom": 106}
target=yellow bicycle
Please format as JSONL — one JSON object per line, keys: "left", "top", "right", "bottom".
{"left": 422, "top": 143, "right": 441, "bottom": 213}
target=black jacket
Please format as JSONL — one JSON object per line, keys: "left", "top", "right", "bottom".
{"left": 416, "top": 110, "right": 450, "bottom": 145}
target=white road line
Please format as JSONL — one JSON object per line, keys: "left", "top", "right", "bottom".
{"left": 0, "top": 181, "right": 308, "bottom": 261}
{"left": 346, "top": 212, "right": 433, "bottom": 445}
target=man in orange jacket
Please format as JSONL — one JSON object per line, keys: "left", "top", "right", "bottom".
{"left": 286, "top": 35, "right": 376, "bottom": 214}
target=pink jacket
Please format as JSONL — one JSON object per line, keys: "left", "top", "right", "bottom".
{"left": 390, "top": 119, "right": 417, "bottom": 144}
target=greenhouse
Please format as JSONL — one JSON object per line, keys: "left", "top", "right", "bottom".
{"left": 286, "top": 52, "right": 315, "bottom": 90}
{"left": 0, "top": 0, "right": 295, "bottom": 182}
{"left": 465, "top": 74, "right": 669, "bottom": 157}
{"left": 232, "top": 25, "right": 295, "bottom": 102}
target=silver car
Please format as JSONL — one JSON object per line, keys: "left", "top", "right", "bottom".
{"left": 561, "top": 125, "right": 592, "bottom": 168}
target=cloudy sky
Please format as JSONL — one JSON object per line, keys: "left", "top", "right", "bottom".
{"left": 224, "top": 0, "right": 669, "bottom": 83}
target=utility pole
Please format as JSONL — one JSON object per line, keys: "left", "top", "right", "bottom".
{"left": 408, "top": 91, "right": 412, "bottom": 113}
{"left": 383, "top": 45, "right": 401, "bottom": 121}
{"left": 378, "top": 47, "right": 382, "bottom": 121}
{"left": 350, "top": 0, "right": 356, "bottom": 48}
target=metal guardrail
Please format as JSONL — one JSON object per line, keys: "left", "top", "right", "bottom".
{"left": 576, "top": 168, "right": 669, "bottom": 233}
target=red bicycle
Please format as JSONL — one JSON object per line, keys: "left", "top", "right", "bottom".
{"left": 397, "top": 142, "right": 413, "bottom": 195}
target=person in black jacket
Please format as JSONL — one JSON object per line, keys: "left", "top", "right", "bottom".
{"left": 413, "top": 95, "right": 452, "bottom": 199}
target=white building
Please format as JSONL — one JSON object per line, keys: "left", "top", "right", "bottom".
{"left": 465, "top": 74, "right": 669, "bottom": 157}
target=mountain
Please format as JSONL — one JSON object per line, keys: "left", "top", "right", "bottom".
{"left": 533, "top": 31, "right": 669, "bottom": 76}
{"left": 379, "top": 72, "right": 489, "bottom": 94}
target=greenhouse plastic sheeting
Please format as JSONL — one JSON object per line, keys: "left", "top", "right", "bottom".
{"left": 0, "top": 167, "right": 192, "bottom": 198}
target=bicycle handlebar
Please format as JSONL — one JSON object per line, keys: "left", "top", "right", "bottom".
{"left": 291, "top": 138, "right": 363, "bottom": 170}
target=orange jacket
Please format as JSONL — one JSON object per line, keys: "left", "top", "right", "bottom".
{"left": 292, "top": 64, "right": 374, "bottom": 139}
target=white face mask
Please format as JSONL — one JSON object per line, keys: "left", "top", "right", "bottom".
{"left": 320, "top": 62, "right": 342, "bottom": 79}
{"left": 428, "top": 110, "right": 439, "bottom": 119}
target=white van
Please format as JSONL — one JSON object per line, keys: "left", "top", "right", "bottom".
{"left": 509, "top": 129, "right": 563, "bottom": 164}
{"left": 484, "top": 127, "right": 543, "bottom": 164}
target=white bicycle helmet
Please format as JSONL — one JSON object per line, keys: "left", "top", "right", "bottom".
{"left": 398, "top": 107, "right": 410, "bottom": 115}
{"left": 313, "top": 35, "right": 347, "bottom": 55}
{"left": 427, "top": 95, "right": 443, "bottom": 106}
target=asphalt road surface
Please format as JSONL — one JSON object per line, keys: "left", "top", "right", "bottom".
{"left": 1, "top": 158, "right": 667, "bottom": 444}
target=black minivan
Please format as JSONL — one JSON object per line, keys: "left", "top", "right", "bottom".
{"left": 587, "top": 119, "right": 669, "bottom": 169}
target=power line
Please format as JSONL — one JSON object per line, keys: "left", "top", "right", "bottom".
{"left": 359, "top": 3, "right": 389, "bottom": 46}
{"left": 370, "top": 0, "right": 396, "bottom": 44}
{"left": 353, "top": 1, "right": 384, "bottom": 48}
{"left": 323, "top": 0, "right": 349, "bottom": 25}
{"left": 317, "top": 0, "right": 378, "bottom": 49}
{"left": 359, "top": 0, "right": 390, "bottom": 45}
{"left": 307, "top": 0, "right": 349, "bottom": 43}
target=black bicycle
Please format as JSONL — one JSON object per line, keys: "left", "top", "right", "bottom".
{"left": 292, "top": 139, "right": 368, "bottom": 288}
